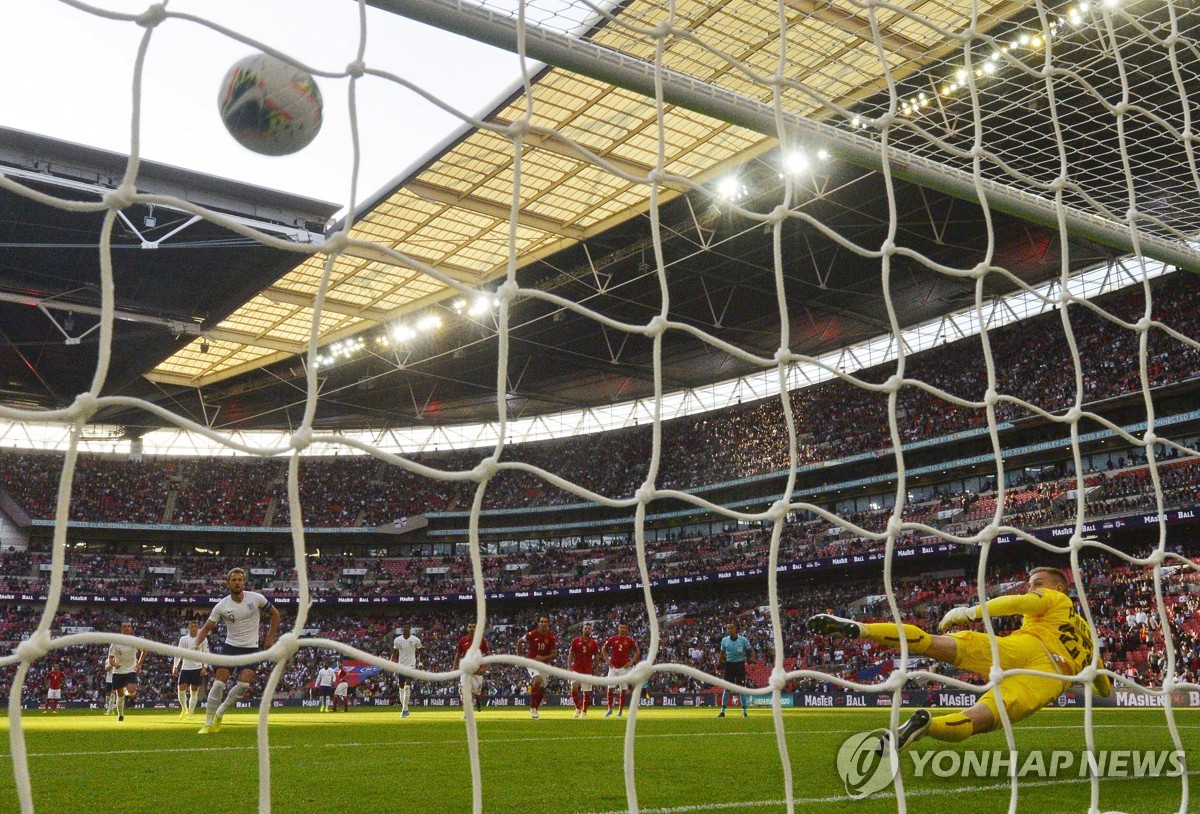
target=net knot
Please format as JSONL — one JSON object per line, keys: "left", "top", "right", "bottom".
{"left": 1160, "top": 675, "right": 1175, "bottom": 694}
{"left": 880, "top": 670, "right": 906, "bottom": 692}
{"left": 105, "top": 184, "right": 137, "bottom": 211}
{"left": 989, "top": 666, "right": 1006, "bottom": 686}
{"left": 71, "top": 392, "right": 99, "bottom": 417}
{"left": 137, "top": 4, "right": 167, "bottom": 27}
{"left": 635, "top": 483, "right": 657, "bottom": 504}
{"left": 345, "top": 60, "right": 366, "bottom": 78}
{"left": 769, "top": 666, "right": 788, "bottom": 691}
{"left": 1113, "top": 101, "right": 1130, "bottom": 117}
{"left": 498, "top": 279, "right": 519, "bottom": 302}
{"left": 16, "top": 630, "right": 51, "bottom": 663}
{"left": 647, "top": 168, "right": 666, "bottom": 186}
{"left": 983, "top": 387, "right": 999, "bottom": 407}
{"left": 650, "top": 21, "right": 672, "bottom": 39}
{"left": 506, "top": 118, "right": 530, "bottom": 139}
{"left": 322, "top": 233, "right": 349, "bottom": 255}
{"left": 885, "top": 513, "right": 904, "bottom": 537}
{"left": 627, "top": 661, "right": 653, "bottom": 686}
{"left": 767, "top": 499, "right": 789, "bottom": 522}
{"left": 1134, "top": 316, "right": 1152, "bottom": 333}
{"left": 459, "top": 648, "right": 483, "bottom": 675}
{"left": 646, "top": 315, "right": 668, "bottom": 337}
{"left": 1048, "top": 175, "right": 1067, "bottom": 192}
{"left": 880, "top": 239, "right": 895, "bottom": 255}
{"left": 290, "top": 427, "right": 313, "bottom": 451}
{"left": 1147, "top": 548, "right": 1166, "bottom": 566}
{"left": 274, "top": 632, "right": 301, "bottom": 660}
{"left": 1064, "top": 405, "right": 1083, "bottom": 423}
{"left": 1078, "top": 664, "right": 1097, "bottom": 685}
{"left": 1142, "top": 430, "right": 1157, "bottom": 446}
{"left": 473, "top": 458, "right": 499, "bottom": 481}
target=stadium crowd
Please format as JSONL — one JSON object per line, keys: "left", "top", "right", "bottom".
{"left": 0, "top": 455, "right": 1197, "bottom": 602}
{"left": 0, "top": 274, "right": 1198, "bottom": 525}
{"left": 3, "top": 547, "right": 1197, "bottom": 709}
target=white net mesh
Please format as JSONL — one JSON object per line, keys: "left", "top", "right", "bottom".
{"left": 2, "top": 0, "right": 1200, "bottom": 812}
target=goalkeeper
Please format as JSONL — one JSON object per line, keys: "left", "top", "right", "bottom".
{"left": 809, "top": 567, "right": 1113, "bottom": 750}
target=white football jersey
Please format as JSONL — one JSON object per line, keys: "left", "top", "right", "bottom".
{"left": 174, "top": 634, "right": 209, "bottom": 671}
{"left": 108, "top": 643, "right": 139, "bottom": 673}
{"left": 208, "top": 591, "right": 272, "bottom": 648}
{"left": 316, "top": 667, "right": 336, "bottom": 687}
{"left": 392, "top": 634, "right": 423, "bottom": 668}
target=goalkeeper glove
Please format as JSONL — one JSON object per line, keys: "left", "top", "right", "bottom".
{"left": 938, "top": 606, "right": 977, "bottom": 632}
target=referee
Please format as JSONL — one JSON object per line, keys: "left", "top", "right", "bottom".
{"left": 717, "top": 621, "right": 753, "bottom": 718}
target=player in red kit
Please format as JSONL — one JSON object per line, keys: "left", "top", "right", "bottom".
{"left": 518, "top": 616, "right": 557, "bottom": 719}
{"left": 602, "top": 623, "right": 641, "bottom": 718}
{"left": 453, "top": 622, "right": 491, "bottom": 714}
{"left": 43, "top": 663, "right": 65, "bottom": 713}
{"left": 568, "top": 623, "right": 600, "bottom": 718}
{"left": 333, "top": 664, "right": 351, "bottom": 711}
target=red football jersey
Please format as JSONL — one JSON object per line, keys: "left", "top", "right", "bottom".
{"left": 604, "top": 634, "right": 638, "bottom": 668}
{"left": 456, "top": 635, "right": 491, "bottom": 660}
{"left": 335, "top": 668, "right": 348, "bottom": 684}
{"left": 569, "top": 636, "right": 599, "bottom": 673}
{"left": 524, "top": 629, "right": 557, "bottom": 663}
{"left": 47, "top": 670, "right": 64, "bottom": 690}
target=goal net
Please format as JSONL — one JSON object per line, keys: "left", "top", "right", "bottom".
{"left": 2, "top": 0, "right": 1200, "bottom": 812}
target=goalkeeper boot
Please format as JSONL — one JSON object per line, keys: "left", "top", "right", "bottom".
{"left": 807, "top": 614, "right": 863, "bottom": 639}
{"left": 211, "top": 714, "right": 224, "bottom": 734}
{"left": 197, "top": 725, "right": 212, "bottom": 735}
{"left": 876, "top": 709, "right": 930, "bottom": 756}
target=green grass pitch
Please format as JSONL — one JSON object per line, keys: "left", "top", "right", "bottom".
{"left": 0, "top": 707, "right": 1195, "bottom": 813}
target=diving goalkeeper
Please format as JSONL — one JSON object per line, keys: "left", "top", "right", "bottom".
{"left": 809, "top": 566, "right": 1113, "bottom": 750}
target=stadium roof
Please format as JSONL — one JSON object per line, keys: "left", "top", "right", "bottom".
{"left": 0, "top": 0, "right": 1194, "bottom": 439}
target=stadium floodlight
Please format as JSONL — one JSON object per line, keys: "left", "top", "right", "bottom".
{"left": 416, "top": 314, "right": 442, "bottom": 332}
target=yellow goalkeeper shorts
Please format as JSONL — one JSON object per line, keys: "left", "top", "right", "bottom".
{"left": 949, "top": 630, "right": 1068, "bottom": 727}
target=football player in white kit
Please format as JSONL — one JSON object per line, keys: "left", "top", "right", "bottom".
{"left": 391, "top": 624, "right": 423, "bottom": 718}
{"left": 107, "top": 621, "right": 145, "bottom": 722}
{"left": 102, "top": 657, "right": 116, "bottom": 715}
{"left": 172, "top": 620, "right": 210, "bottom": 718}
{"left": 315, "top": 664, "right": 336, "bottom": 712}
{"left": 191, "top": 568, "right": 280, "bottom": 734}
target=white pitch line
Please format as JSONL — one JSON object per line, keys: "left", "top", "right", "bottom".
{"left": 580, "top": 770, "right": 1200, "bottom": 814}
{"left": 0, "top": 729, "right": 789, "bottom": 760}
{"left": 1, "top": 720, "right": 1194, "bottom": 760}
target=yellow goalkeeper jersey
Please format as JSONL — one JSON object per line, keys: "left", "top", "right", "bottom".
{"left": 980, "top": 588, "right": 1099, "bottom": 675}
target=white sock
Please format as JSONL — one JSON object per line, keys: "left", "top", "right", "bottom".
{"left": 205, "top": 680, "right": 226, "bottom": 726}
{"left": 216, "top": 681, "right": 250, "bottom": 717}
{"left": 401, "top": 686, "right": 410, "bottom": 711}
{"left": 177, "top": 688, "right": 188, "bottom": 710}
{"left": 116, "top": 694, "right": 126, "bottom": 716}
{"left": 188, "top": 688, "right": 200, "bottom": 716}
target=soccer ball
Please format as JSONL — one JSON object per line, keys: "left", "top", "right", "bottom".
{"left": 218, "top": 53, "right": 323, "bottom": 156}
